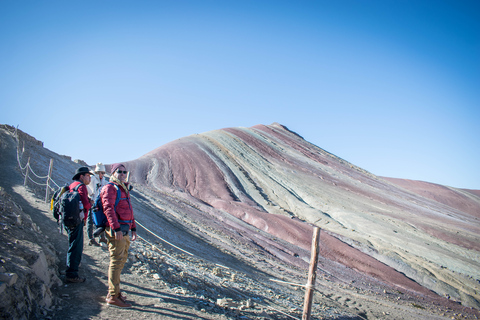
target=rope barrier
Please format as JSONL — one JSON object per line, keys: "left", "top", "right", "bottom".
{"left": 49, "top": 178, "right": 60, "bottom": 189}
{"left": 28, "top": 169, "right": 50, "bottom": 179}
{"left": 9, "top": 126, "right": 61, "bottom": 195}
{"left": 25, "top": 175, "right": 49, "bottom": 187}
{"left": 269, "top": 278, "right": 307, "bottom": 288}
{"left": 136, "top": 221, "right": 194, "bottom": 256}
{"left": 16, "top": 150, "right": 28, "bottom": 171}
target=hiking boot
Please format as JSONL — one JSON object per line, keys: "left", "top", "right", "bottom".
{"left": 89, "top": 239, "right": 100, "bottom": 246}
{"left": 66, "top": 276, "right": 86, "bottom": 283}
{"left": 93, "top": 227, "right": 106, "bottom": 237}
{"left": 106, "top": 292, "right": 127, "bottom": 302}
{"left": 106, "top": 294, "right": 131, "bottom": 308}
{"left": 99, "top": 235, "right": 108, "bottom": 244}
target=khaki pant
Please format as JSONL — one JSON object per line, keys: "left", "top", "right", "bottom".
{"left": 105, "top": 227, "right": 130, "bottom": 296}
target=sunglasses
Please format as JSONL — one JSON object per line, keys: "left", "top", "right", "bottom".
{"left": 116, "top": 170, "right": 128, "bottom": 174}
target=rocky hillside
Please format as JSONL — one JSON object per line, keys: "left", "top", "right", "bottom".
{"left": 1, "top": 124, "right": 479, "bottom": 319}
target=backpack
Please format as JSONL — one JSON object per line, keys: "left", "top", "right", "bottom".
{"left": 59, "top": 183, "right": 84, "bottom": 228}
{"left": 51, "top": 184, "right": 69, "bottom": 222}
{"left": 92, "top": 182, "right": 123, "bottom": 228}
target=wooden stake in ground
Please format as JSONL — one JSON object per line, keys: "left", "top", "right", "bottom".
{"left": 302, "top": 227, "right": 320, "bottom": 320}
{"left": 23, "top": 157, "right": 30, "bottom": 186}
{"left": 45, "top": 159, "right": 54, "bottom": 203}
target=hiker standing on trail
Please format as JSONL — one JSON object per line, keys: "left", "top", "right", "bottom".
{"left": 66, "top": 166, "right": 94, "bottom": 283}
{"left": 86, "top": 162, "right": 108, "bottom": 246}
{"left": 102, "top": 163, "right": 136, "bottom": 308}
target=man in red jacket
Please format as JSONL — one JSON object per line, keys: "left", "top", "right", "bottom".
{"left": 102, "top": 163, "right": 136, "bottom": 308}
{"left": 66, "top": 166, "right": 94, "bottom": 283}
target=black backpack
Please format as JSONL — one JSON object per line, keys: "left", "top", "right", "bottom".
{"left": 58, "top": 183, "right": 84, "bottom": 228}
{"left": 51, "top": 184, "right": 69, "bottom": 221}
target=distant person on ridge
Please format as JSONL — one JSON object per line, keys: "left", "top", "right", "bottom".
{"left": 65, "top": 166, "right": 94, "bottom": 283}
{"left": 102, "top": 163, "right": 136, "bottom": 308}
{"left": 86, "top": 162, "right": 108, "bottom": 246}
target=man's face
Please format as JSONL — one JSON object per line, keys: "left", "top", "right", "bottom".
{"left": 80, "top": 173, "right": 92, "bottom": 185}
{"left": 114, "top": 166, "right": 127, "bottom": 182}
{"left": 97, "top": 171, "right": 105, "bottom": 179}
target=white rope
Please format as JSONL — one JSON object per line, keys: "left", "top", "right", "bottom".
{"left": 27, "top": 164, "right": 49, "bottom": 179}
{"left": 26, "top": 175, "right": 49, "bottom": 186}
{"left": 17, "top": 151, "right": 28, "bottom": 171}
{"left": 136, "top": 220, "right": 194, "bottom": 256}
{"left": 269, "top": 278, "right": 306, "bottom": 288}
{"left": 49, "top": 178, "right": 60, "bottom": 189}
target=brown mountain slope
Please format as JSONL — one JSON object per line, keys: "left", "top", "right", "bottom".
{"left": 383, "top": 177, "right": 480, "bottom": 219}
{"left": 121, "top": 123, "right": 480, "bottom": 310}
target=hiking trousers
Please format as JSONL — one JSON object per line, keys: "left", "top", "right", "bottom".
{"left": 105, "top": 227, "right": 130, "bottom": 296}
{"left": 65, "top": 221, "right": 84, "bottom": 278}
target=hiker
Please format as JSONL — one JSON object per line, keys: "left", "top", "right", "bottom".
{"left": 102, "top": 163, "right": 136, "bottom": 308}
{"left": 86, "top": 162, "right": 108, "bottom": 246}
{"left": 65, "top": 166, "right": 94, "bottom": 283}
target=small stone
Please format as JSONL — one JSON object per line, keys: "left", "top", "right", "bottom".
{"left": 217, "top": 298, "right": 238, "bottom": 308}
{"left": 212, "top": 267, "right": 222, "bottom": 277}
{"left": 0, "top": 282, "right": 6, "bottom": 295}
{"left": 0, "top": 273, "right": 18, "bottom": 286}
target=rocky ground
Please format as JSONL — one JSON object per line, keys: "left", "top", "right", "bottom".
{"left": 1, "top": 125, "right": 479, "bottom": 320}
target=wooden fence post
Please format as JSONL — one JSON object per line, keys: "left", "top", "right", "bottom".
{"left": 302, "top": 227, "right": 320, "bottom": 320}
{"left": 45, "top": 159, "right": 54, "bottom": 202}
{"left": 23, "top": 157, "right": 31, "bottom": 186}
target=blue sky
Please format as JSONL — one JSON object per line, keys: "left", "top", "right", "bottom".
{"left": 1, "top": 1, "right": 479, "bottom": 189}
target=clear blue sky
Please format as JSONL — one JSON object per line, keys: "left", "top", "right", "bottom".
{"left": 1, "top": 1, "right": 479, "bottom": 189}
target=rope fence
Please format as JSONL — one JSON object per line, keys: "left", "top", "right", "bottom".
{"left": 4, "top": 125, "right": 61, "bottom": 202}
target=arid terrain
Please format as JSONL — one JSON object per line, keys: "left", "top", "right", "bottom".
{"left": 1, "top": 123, "right": 479, "bottom": 320}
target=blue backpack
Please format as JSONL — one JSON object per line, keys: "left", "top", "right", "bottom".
{"left": 92, "top": 183, "right": 125, "bottom": 227}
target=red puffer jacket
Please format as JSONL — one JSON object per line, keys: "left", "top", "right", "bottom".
{"left": 101, "top": 182, "right": 136, "bottom": 232}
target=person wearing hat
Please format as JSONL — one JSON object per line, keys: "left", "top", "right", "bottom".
{"left": 86, "top": 162, "right": 108, "bottom": 246}
{"left": 101, "top": 163, "right": 136, "bottom": 308}
{"left": 65, "top": 166, "right": 95, "bottom": 283}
